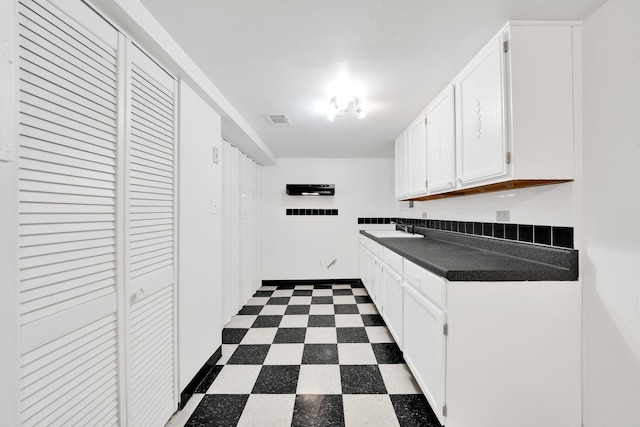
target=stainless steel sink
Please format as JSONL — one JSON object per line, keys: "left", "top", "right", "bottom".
{"left": 366, "top": 230, "right": 423, "bottom": 238}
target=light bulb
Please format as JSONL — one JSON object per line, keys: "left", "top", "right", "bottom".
{"left": 327, "top": 109, "right": 336, "bottom": 122}
{"left": 335, "top": 95, "right": 350, "bottom": 110}
{"left": 356, "top": 109, "right": 367, "bottom": 119}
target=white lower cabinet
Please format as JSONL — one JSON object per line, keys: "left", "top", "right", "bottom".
{"left": 359, "top": 236, "right": 581, "bottom": 427}
{"left": 381, "top": 263, "right": 404, "bottom": 348}
{"left": 403, "top": 284, "right": 446, "bottom": 422}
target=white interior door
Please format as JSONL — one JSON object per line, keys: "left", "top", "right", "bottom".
{"left": 124, "top": 42, "right": 177, "bottom": 427}
{"left": 17, "top": 0, "right": 121, "bottom": 424}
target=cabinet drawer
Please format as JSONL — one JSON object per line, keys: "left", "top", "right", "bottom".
{"left": 382, "top": 247, "right": 403, "bottom": 275}
{"left": 403, "top": 259, "right": 446, "bottom": 309}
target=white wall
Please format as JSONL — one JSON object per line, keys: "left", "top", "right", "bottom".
{"left": 581, "top": 0, "right": 640, "bottom": 425}
{"left": 402, "top": 183, "right": 575, "bottom": 226}
{"left": 177, "top": 81, "right": 223, "bottom": 391}
{"left": 262, "top": 158, "right": 394, "bottom": 280}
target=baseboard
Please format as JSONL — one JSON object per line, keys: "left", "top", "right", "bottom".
{"left": 179, "top": 346, "right": 222, "bottom": 410}
{"left": 262, "top": 278, "right": 363, "bottom": 286}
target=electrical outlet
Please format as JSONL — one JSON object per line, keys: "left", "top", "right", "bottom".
{"left": 496, "top": 210, "right": 510, "bottom": 222}
{"left": 212, "top": 146, "right": 219, "bottom": 164}
{"left": 421, "top": 212, "right": 428, "bottom": 219}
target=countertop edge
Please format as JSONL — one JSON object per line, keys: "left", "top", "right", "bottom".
{"left": 360, "top": 230, "right": 579, "bottom": 282}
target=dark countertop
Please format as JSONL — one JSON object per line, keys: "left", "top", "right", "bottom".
{"left": 361, "top": 228, "right": 578, "bottom": 282}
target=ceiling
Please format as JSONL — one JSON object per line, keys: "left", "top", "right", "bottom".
{"left": 139, "top": 0, "right": 606, "bottom": 159}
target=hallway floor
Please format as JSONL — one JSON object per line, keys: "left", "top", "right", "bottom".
{"left": 167, "top": 282, "right": 441, "bottom": 426}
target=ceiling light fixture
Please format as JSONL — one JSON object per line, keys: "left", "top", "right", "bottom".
{"left": 327, "top": 95, "right": 367, "bottom": 121}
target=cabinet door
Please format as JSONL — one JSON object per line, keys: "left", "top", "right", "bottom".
{"left": 427, "top": 86, "right": 456, "bottom": 194}
{"left": 455, "top": 33, "right": 508, "bottom": 187}
{"left": 403, "top": 284, "right": 446, "bottom": 426}
{"left": 382, "top": 265, "right": 403, "bottom": 348}
{"left": 394, "top": 132, "right": 408, "bottom": 199}
{"left": 406, "top": 115, "right": 427, "bottom": 196}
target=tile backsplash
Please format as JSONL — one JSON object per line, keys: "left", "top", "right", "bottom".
{"left": 287, "top": 208, "right": 338, "bottom": 216}
{"left": 357, "top": 217, "right": 574, "bottom": 249}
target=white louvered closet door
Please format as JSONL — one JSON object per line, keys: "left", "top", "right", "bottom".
{"left": 17, "top": 0, "right": 120, "bottom": 425}
{"left": 124, "top": 42, "right": 177, "bottom": 427}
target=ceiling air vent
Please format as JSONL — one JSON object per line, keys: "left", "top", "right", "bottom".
{"left": 268, "top": 113, "right": 291, "bottom": 127}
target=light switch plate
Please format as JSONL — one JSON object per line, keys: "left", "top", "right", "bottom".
{"left": 212, "top": 146, "right": 219, "bottom": 164}
{"left": 421, "top": 212, "right": 429, "bottom": 219}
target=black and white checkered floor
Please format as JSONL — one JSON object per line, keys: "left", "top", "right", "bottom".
{"left": 169, "top": 282, "right": 442, "bottom": 426}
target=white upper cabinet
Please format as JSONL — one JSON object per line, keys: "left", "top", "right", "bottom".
{"left": 394, "top": 131, "right": 408, "bottom": 199}
{"left": 394, "top": 21, "right": 578, "bottom": 199}
{"left": 455, "top": 33, "right": 507, "bottom": 187}
{"left": 406, "top": 114, "right": 428, "bottom": 196}
{"left": 455, "top": 23, "right": 576, "bottom": 189}
{"left": 426, "top": 86, "right": 456, "bottom": 194}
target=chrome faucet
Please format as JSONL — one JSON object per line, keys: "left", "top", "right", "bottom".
{"left": 396, "top": 223, "right": 414, "bottom": 234}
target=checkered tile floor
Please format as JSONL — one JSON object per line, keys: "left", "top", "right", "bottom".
{"left": 171, "top": 282, "right": 442, "bottom": 426}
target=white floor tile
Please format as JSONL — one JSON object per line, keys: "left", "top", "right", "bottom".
{"left": 289, "top": 296, "right": 312, "bottom": 305}
{"left": 333, "top": 284, "right": 352, "bottom": 289}
{"left": 164, "top": 393, "right": 203, "bottom": 426}
{"left": 358, "top": 303, "right": 379, "bottom": 314}
{"left": 206, "top": 365, "right": 262, "bottom": 394}
{"left": 335, "top": 314, "right": 364, "bottom": 327}
{"left": 296, "top": 365, "right": 342, "bottom": 394}
{"left": 333, "top": 295, "right": 357, "bottom": 305}
{"left": 272, "top": 289, "right": 294, "bottom": 297}
{"left": 296, "top": 285, "right": 314, "bottom": 290}
{"left": 225, "top": 315, "right": 258, "bottom": 329}
{"left": 216, "top": 344, "right": 239, "bottom": 365}
{"left": 259, "top": 305, "right": 287, "bottom": 315}
{"left": 237, "top": 394, "right": 295, "bottom": 427}
{"left": 259, "top": 286, "right": 277, "bottom": 291}
{"left": 246, "top": 297, "right": 270, "bottom": 306}
{"left": 305, "top": 327, "right": 337, "bottom": 344}
{"left": 337, "top": 343, "right": 377, "bottom": 365}
{"left": 312, "top": 289, "right": 333, "bottom": 296}
{"left": 309, "top": 304, "right": 334, "bottom": 315}
{"left": 279, "top": 315, "right": 309, "bottom": 327}
{"left": 379, "top": 364, "right": 422, "bottom": 394}
{"left": 352, "top": 288, "right": 369, "bottom": 295}
{"left": 240, "top": 327, "right": 278, "bottom": 344}
{"left": 365, "top": 326, "right": 395, "bottom": 343}
{"left": 343, "top": 395, "right": 400, "bottom": 427}
{"left": 263, "top": 343, "right": 304, "bottom": 365}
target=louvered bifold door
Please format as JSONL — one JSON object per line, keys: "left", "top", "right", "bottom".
{"left": 17, "top": 0, "right": 120, "bottom": 425}
{"left": 124, "top": 42, "right": 177, "bottom": 427}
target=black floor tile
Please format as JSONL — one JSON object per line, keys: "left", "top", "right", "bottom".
{"left": 251, "top": 365, "right": 300, "bottom": 394}
{"left": 361, "top": 314, "right": 386, "bottom": 326}
{"left": 372, "top": 343, "right": 405, "bottom": 364}
{"left": 313, "top": 284, "right": 333, "bottom": 289}
{"left": 355, "top": 295, "right": 373, "bottom": 304}
{"left": 238, "top": 305, "right": 262, "bottom": 315}
{"left": 308, "top": 315, "right": 336, "bottom": 327}
{"left": 292, "top": 394, "right": 345, "bottom": 427}
{"left": 293, "top": 290, "right": 313, "bottom": 296}
{"left": 390, "top": 394, "right": 442, "bottom": 427}
{"left": 276, "top": 284, "right": 296, "bottom": 289}
{"left": 194, "top": 365, "right": 224, "bottom": 393}
{"left": 340, "top": 365, "right": 387, "bottom": 394}
{"left": 302, "top": 344, "right": 339, "bottom": 364}
{"left": 186, "top": 394, "right": 248, "bottom": 427}
{"left": 227, "top": 344, "right": 271, "bottom": 365}
{"left": 311, "top": 296, "right": 334, "bottom": 304}
{"left": 336, "top": 327, "right": 369, "bottom": 343}
{"left": 334, "top": 304, "right": 359, "bottom": 314}
{"left": 253, "top": 290, "right": 274, "bottom": 297}
{"left": 285, "top": 305, "right": 311, "bottom": 315}
{"left": 273, "top": 328, "right": 306, "bottom": 344}
{"left": 267, "top": 297, "right": 291, "bottom": 305}
{"left": 351, "top": 283, "right": 365, "bottom": 288}
{"left": 332, "top": 289, "right": 353, "bottom": 296}
{"left": 251, "top": 315, "right": 282, "bottom": 328}
{"left": 222, "top": 328, "right": 248, "bottom": 344}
